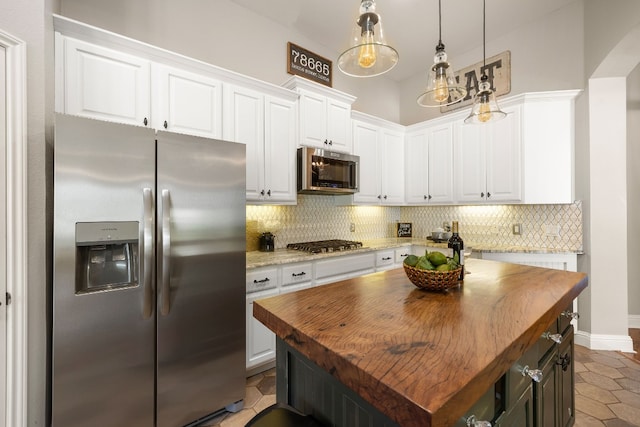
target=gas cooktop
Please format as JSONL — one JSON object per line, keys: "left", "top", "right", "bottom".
{"left": 287, "top": 239, "right": 363, "bottom": 254}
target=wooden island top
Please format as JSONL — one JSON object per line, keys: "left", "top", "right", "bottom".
{"left": 253, "top": 258, "right": 588, "bottom": 427}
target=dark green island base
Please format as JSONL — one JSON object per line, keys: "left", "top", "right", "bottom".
{"left": 254, "top": 259, "right": 588, "bottom": 427}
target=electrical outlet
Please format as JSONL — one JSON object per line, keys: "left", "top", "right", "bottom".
{"left": 350, "top": 222, "right": 356, "bottom": 233}
{"left": 544, "top": 224, "right": 560, "bottom": 237}
{"left": 512, "top": 223, "right": 522, "bottom": 235}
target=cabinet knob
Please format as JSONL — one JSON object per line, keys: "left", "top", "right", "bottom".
{"left": 267, "top": 189, "right": 271, "bottom": 197}
{"left": 466, "top": 415, "right": 491, "bottom": 427}
{"left": 377, "top": 195, "right": 382, "bottom": 199}
{"left": 260, "top": 189, "right": 265, "bottom": 196}
{"left": 428, "top": 194, "right": 432, "bottom": 200}
{"left": 487, "top": 192, "right": 491, "bottom": 198}
{"left": 561, "top": 311, "right": 579, "bottom": 320}
{"left": 143, "top": 117, "right": 148, "bottom": 126}
{"left": 324, "top": 139, "right": 328, "bottom": 145}
{"left": 480, "top": 192, "right": 485, "bottom": 198}
{"left": 383, "top": 195, "right": 388, "bottom": 200}
{"left": 423, "top": 195, "right": 428, "bottom": 200}
{"left": 164, "top": 120, "right": 168, "bottom": 129}
{"left": 520, "top": 365, "right": 544, "bottom": 382}
{"left": 541, "top": 331, "right": 563, "bottom": 344}
{"left": 329, "top": 140, "right": 333, "bottom": 145}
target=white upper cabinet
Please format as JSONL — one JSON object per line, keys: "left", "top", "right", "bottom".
{"left": 405, "top": 122, "right": 454, "bottom": 204}
{"left": 224, "top": 85, "right": 297, "bottom": 204}
{"left": 59, "top": 36, "right": 151, "bottom": 127}
{"left": 352, "top": 113, "right": 405, "bottom": 205}
{"left": 152, "top": 65, "right": 222, "bottom": 139}
{"left": 283, "top": 76, "right": 356, "bottom": 153}
{"left": 455, "top": 105, "right": 522, "bottom": 204}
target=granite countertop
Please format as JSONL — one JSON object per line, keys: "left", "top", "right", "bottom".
{"left": 253, "top": 259, "right": 588, "bottom": 427}
{"left": 246, "top": 237, "right": 582, "bottom": 269}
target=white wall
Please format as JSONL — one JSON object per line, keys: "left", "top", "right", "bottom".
{"left": 399, "top": 1, "right": 585, "bottom": 125}
{"left": 0, "top": 0, "right": 59, "bottom": 425}
{"left": 59, "top": 0, "right": 402, "bottom": 122}
{"left": 627, "top": 64, "right": 640, "bottom": 320}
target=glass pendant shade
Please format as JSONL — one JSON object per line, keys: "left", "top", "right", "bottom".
{"left": 464, "top": 76, "right": 506, "bottom": 124}
{"left": 337, "top": 0, "right": 399, "bottom": 78}
{"left": 417, "top": 43, "right": 467, "bottom": 107}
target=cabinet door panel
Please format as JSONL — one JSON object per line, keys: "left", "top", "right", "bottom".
{"left": 223, "top": 86, "right": 265, "bottom": 201}
{"left": 264, "top": 96, "right": 297, "bottom": 202}
{"left": 64, "top": 38, "right": 150, "bottom": 126}
{"left": 455, "top": 121, "right": 486, "bottom": 203}
{"left": 381, "top": 129, "right": 405, "bottom": 204}
{"left": 486, "top": 106, "right": 522, "bottom": 202}
{"left": 428, "top": 124, "right": 454, "bottom": 204}
{"left": 353, "top": 121, "right": 381, "bottom": 203}
{"left": 246, "top": 289, "right": 278, "bottom": 368}
{"left": 153, "top": 65, "right": 222, "bottom": 138}
{"left": 299, "top": 90, "right": 327, "bottom": 148}
{"left": 327, "top": 99, "right": 352, "bottom": 152}
{"left": 405, "top": 131, "right": 429, "bottom": 204}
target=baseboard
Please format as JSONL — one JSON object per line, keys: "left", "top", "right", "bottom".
{"left": 629, "top": 314, "right": 640, "bottom": 329}
{"left": 575, "top": 330, "right": 635, "bottom": 353}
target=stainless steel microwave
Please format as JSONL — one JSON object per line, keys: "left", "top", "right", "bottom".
{"left": 297, "top": 147, "right": 359, "bottom": 195}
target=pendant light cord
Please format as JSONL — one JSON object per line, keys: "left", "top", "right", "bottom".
{"left": 438, "top": 0, "right": 442, "bottom": 44}
{"left": 482, "top": 0, "right": 486, "bottom": 72}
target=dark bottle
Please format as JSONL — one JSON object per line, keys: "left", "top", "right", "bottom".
{"left": 448, "top": 221, "right": 464, "bottom": 281}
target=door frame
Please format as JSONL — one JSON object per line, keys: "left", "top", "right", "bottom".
{"left": 0, "top": 29, "right": 28, "bottom": 427}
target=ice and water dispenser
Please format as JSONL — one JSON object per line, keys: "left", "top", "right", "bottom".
{"left": 75, "top": 221, "right": 139, "bottom": 294}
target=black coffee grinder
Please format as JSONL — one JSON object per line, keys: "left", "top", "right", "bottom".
{"left": 259, "top": 232, "right": 275, "bottom": 252}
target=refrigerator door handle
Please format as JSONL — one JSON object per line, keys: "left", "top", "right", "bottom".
{"left": 160, "top": 189, "right": 171, "bottom": 315}
{"left": 142, "top": 187, "right": 154, "bottom": 319}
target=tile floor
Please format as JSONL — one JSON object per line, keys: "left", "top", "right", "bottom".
{"left": 203, "top": 334, "right": 640, "bottom": 427}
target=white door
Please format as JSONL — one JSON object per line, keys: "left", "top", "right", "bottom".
{"left": 427, "top": 123, "right": 454, "bottom": 204}
{"left": 223, "top": 85, "right": 265, "bottom": 201}
{"left": 298, "top": 90, "right": 327, "bottom": 149}
{"left": 485, "top": 106, "right": 522, "bottom": 202}
{"left": 264, "top": 96, "right": 296, "bottom": 203}
{"left": 352, "top": 120, "right": 381, "bottom": 204}
{"left": 380, "top": 129, "right": 405, "bottom": 205}
{"left": 152, "top": 65, "right": 223, "bottom": 138}
{"left": 455, "top": 120, "right": 486, "bottom": 203}
{"left": 405, "top": 131, "right": 429, "bottom": 204}
{"left": 326, "top": 98, "right": 352, "bottom": 153}
{"left": 0, "top": 44, "right": 7, "bottom": 427}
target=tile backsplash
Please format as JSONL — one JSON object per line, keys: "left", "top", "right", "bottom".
{"left": 246, "top": 196, "right": 582, "bottom": 252}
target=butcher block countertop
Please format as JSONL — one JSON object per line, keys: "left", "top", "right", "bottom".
{"left": 253, "top": 258, "right": 588, "bottom": 427}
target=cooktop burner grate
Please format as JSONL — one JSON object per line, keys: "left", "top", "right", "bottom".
{"left": 287, "top": 239, "right": 363, "bottom": 254}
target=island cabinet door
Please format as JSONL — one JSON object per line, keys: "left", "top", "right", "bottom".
{"left": 494, "top": 385, "right": 534, "bottom": 427}
{"left": 558, "top": 329, "right": 575, "bottom": 427}
{"left": 534, "top": 347, "right": 559, "bottom": 427}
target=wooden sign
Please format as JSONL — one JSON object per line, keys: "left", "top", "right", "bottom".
{"left": 440, "top": 50, "right": 511, "bottom": 113}
{"left": 287, "top": 42, "right": 332, "bottom": 87}
{"left": 396, "top": 222, "right": 412, "bottom": 238}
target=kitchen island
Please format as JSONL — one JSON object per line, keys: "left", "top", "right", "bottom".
{"left": 253, "top": 258, "right": 588, "bottom": 427}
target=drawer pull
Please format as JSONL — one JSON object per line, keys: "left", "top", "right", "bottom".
{"left": 561, "top": 311, "right": 579, "bottom": 320}
{"left": 382, "top": 257, "right": 392, "bottom": 261}
{"left": 292, "top": 272, "right": 306, "bottom": 277}
{"left": 556, "top": 354, "right": 571, "bottom": 371}
{"left": 400, "top": 253, "right": 410, "bottom": 257}
{"left": 520, "top": 365, "right": 543, "bottom": 383}
{"left": 541, "top": 331, "right": 563, "bottom": 344}
{"left": 253, "top": 278, "right": 270, "bottom": 284}
{"left": 466, "top": 415, "right": 491, "bottom": 427}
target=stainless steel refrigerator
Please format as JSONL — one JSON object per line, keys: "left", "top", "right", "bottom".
{"left": 52, "top": 113, "right": 246, "bottom": 427}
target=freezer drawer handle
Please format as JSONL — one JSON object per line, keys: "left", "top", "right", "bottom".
{"left": 160, "top": 189, "right": 172, "bottom": 315}
{"left": 142, "top": 188, "right": 154, "bottom": 319}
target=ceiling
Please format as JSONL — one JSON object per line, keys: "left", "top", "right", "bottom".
{"left": 229, "top": 0, "right": 578, "bottom": 82}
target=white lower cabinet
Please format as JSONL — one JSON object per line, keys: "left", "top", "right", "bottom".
{"left": 246, "top": 288, "right": 278, "bottom": 370}
{"left": 375, "top": 250, "right": 395, "bottom": 271}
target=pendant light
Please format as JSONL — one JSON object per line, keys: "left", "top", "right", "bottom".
{"left": 417, "top": 0, "right": 466, "bottom": 107}
{"left": 464, "top": 0, "right": 506, "bottom": 124}
{"left": 337, "top": 0, "right": 399, "bottom": 78}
